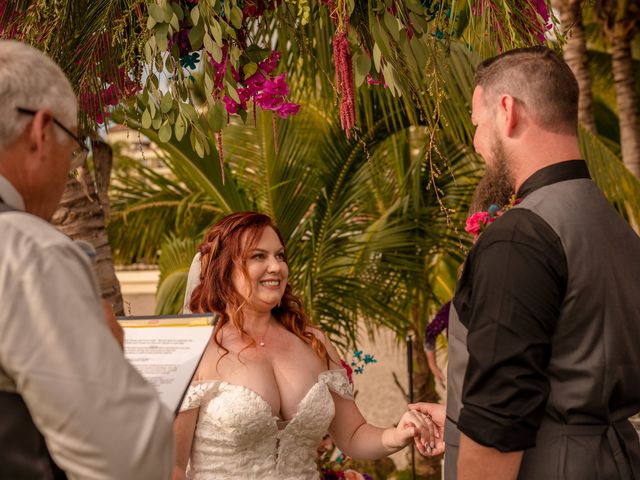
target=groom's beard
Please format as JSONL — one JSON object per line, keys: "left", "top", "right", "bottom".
{"left": 471, "top": 139, "right": 514, "bottom": 212}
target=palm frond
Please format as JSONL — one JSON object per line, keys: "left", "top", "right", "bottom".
{"left": 154, "top": 236, "right": 200, "bottom": 315}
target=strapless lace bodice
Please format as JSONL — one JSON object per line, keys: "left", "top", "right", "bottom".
{"left": 180, "top": 369, "right": 353, "bottom": 480}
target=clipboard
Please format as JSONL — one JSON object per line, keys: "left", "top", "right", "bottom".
{"left": 117, "top": 313, "right": 218, "bottom": 416}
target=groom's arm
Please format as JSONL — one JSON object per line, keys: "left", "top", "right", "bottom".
{"left": 458, "top": 433, "right": 522, "bottom": 480}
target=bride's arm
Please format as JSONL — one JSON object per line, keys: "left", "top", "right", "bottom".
{"left": 329, "top": 390, "right": 435, "bottom": 460}
{"left": 173, "top": 408, "right": 199, "bottom": 480}
{"left": 311, "top": 330, "right": 435, "bottom": 460}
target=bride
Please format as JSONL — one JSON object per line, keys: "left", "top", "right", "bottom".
{"left": 173, "top": 212, "right": 440, "bottom": 480}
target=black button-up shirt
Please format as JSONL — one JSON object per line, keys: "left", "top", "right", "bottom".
{"left": 455, "top": 160, "right": 591, "bottom": 451}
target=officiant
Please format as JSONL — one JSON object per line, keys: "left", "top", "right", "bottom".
{"left": 0, "top": 40, "right": 174, "bottom": 479}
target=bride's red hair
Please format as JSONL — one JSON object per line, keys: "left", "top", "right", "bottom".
{"left": 189, "top": 212, "right": 329, "bottom": 366}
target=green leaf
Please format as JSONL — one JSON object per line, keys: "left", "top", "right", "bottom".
{"left": 170, "top": 13, "right": 180, "bottom": 31}
{"left": 146, "top": 16, "right": 157, "bottom": 30}
{"left": 204, "top": 34, "right": 222, "bottom": 62}
{"left": 373, "top": 44, "right": 382, "bottom": 71}
{"left": 160, "top": 92, "right": 173, "bottom": 113}
{"left": 383, "top": 11, "right": 400, "bottom": 42}
{"left": 210, "top": 19, "right": 223, "bottom": 45}
{"left": 152, "top": 115, "right": 162, "bottom": 130}
{"left": 372, "top": 19, "right": 392, "bottom": 59}
{"left": 162, "top": 3, "right": 174, "bottom": 22}
{"left": 410, "top": 36, "right": 428, "bottom": 71}
{"left": 148, "top": 4, "right": 165, "bottom": 24}
{"left": 191, "top": 5, "right": 200, "bottom": 25}
{"left": 226, "top": 82, "right": 241, "bottom": 104}
{"left": 171, "top": 2, "right": 184, "bottom": 21}
{"left": 246, "top": 45, "right": 270, "bottom": 62}
{"left": 406, "top": 0, "right": 425, "bottom": 14}
{"left": 243, "top": 62, "right": 258, "bottom": 78}
{"left": 158, "top": 120, "right": 172, "bottom": 143}
{"left": 188, "top": 22, "right": 205, "bottom": 50}
{"left": 155, "top": 24, "right": 169, "bottom": 52}
{"left": 182, "top": 103, "right": 198, "bottom": 122}
{"left": 141, "top": 109, "right": 152, "bottom": 129}
{"left": 409, "top": 12, "right": 429, "bottom": 34}
{"left": 346, "top": 0, "right": 355, "bottom": 15}
{"left": 230, "top": 45, "right": 241, "bottom": 64}
{"left": 204, "top": 74, "right": 214, "bottom": 103}
{"left": 164, "top": 54, "right": 175, "bottom": 74}
{"left": 193, "top": 137, "right": 204, "bottom": 157}
{"left": 230, "top": 6, "right": 243, "bottom": 29}
{"left": 144, "top": 41, "right": 153, "bottom": 64}
{"left": 354, "top": 53, "right": 371, "bottom": 87}
{"left": 208, "top": 100, "right": 227, "bottom": 132}
{"left": 174, "top": 114, "right": 186, "bottom": 141}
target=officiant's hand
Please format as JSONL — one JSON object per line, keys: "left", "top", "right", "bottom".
{"left": 101, "top": 300, "right": 124, "bottom": 350}
{"left": 408, "top": 402, "right": 446, "bottom": 456}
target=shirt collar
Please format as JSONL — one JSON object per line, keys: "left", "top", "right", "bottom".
{"left": 517, "top": 160, "right": 591, "bottom": 199}
{"left": 0, "top": 174, "right": 26, "bottom": 211}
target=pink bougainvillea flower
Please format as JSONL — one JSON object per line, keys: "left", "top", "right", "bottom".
{"left": 366, "top": 73, "right": 386, "bottom": 86}
{"left": 264, "top": 73, "right": 289, "bottom": 96}
{"left": 259, "top": 50, "right": 281, "bottom": 74}
{"left": 276, "top": 102, "right": 300, "bottom": 119}
{"left": 244, "top": 71, "right": 266, "bottom": 92}
{"left": 223, "top": 95, "right": 239, "bottom": 114}
{"left": 254, "top": 73, "right": 290, "bottom": 109}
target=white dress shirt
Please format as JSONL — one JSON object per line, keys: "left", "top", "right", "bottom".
{"left": 0, "top": 175, "right": 175, "bottom": 479}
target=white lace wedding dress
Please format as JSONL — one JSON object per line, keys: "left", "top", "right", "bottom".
{"left": 179, "top": 369, "right": 354, "bottom": 480}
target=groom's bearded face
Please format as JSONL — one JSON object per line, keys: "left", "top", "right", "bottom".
{"left": 471, "top": 136, "right": 514, "bottom": 212}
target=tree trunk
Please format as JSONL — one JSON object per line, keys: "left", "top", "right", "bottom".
{"left": 554, "top": 0, "right": 597, "bottom": 132}
{"left": 611, "top": 22, "right": 640, "bottom": 178}
{"left": 52, "top": 140, "right": 124, "bottom": 315}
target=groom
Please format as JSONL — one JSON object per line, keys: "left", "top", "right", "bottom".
{"left": 413, "top": 46, "right": 640, "bottom": 479}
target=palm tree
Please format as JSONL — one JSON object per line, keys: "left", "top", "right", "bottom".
{"left": 554, "top": 0, "right": 597, "bottom": 132}
{"left": 597, "top": 0, "right": 640, "bottom": 179}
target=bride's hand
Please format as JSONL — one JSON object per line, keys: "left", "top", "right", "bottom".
{"left": 384, "top": 409, "right": 438, "bottom": 456}
{"left": 408, "top": 402, "right": 446, "bottom": 456}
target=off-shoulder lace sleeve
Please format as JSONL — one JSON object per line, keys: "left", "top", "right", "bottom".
{"left": 179, "top": 381, "right": 220, "bottom": 412}
{"left": 320, "top": 369, "right": 354, "bottom": 400}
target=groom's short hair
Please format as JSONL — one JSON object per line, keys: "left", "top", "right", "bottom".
{"left": 474, "top": 46, "right": 579, "bottom": 135}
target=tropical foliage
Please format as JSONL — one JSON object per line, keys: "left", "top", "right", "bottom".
{"left": 109, "top": 77, "right": 481, "bottom": 344}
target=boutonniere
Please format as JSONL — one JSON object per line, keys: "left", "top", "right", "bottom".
{"left": 464, "top": 195, "right": 520, "bottom": 235}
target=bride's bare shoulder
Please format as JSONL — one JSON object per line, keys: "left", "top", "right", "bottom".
{"left": 305, "top": 326, "right": 342, "bottom": 368}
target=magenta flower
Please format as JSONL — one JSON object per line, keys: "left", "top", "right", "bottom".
{"left": 244, "top": 72, "right": 266, "bottom": 92}
{"left": 276, "top": 102, "right": 300, "bottom": 119}
{"left": 223, "top": 95, "right": 239, "bottom": 114}
{"left": 254, "top": 73, "right": 290, "bottom": 110}
{"left": 259, "top": 51, "right": 281, "bottom": 74}
{"left": 264, "top": 73, "right": 289, "bottom": 96}
{"left": 465, "top": 211, "right": 491, "bottom": 235}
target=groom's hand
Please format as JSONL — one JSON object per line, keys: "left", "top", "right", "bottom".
{"left": 409, "top": 402, "right": 446, "bottom": 456}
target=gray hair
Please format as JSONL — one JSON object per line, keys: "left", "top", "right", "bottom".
{"left": 474, "top": 46, "right": 579, "bottom": 135}
{"left": 0, "top": 40, "right": 77, "bottom": 149}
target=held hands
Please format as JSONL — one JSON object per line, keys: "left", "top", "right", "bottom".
{"left": 384, "top": 408, "right": 442, "bottom": 457}
{"left": 408, "top": 402, "right": 446, "bottom": 457}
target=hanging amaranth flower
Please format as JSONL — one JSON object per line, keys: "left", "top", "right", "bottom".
{"left": 333, "top": 29, "right": 355, "bottom": 137}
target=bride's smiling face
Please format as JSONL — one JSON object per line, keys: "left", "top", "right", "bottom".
{"left": 232, "top": 226, "right": 289, "bottom": 312}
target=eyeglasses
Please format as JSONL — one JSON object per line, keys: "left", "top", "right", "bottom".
{"left": 17, "top": 107, "right": 89, "bottom": 169}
